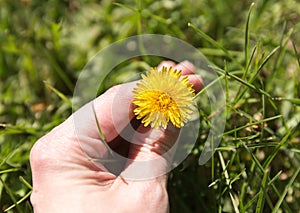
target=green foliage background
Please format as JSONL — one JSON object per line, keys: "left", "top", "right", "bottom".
{"left": 0, "top": 0, "right": 300, "bottom": 212}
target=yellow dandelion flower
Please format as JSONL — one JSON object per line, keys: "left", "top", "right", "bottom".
{"left": 133, "top": 66, "right": 196, "bottom": 129}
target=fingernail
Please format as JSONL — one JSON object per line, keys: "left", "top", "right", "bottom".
{"left": 157, "top": 61, "right": 176, "bottom": 70}
{"left": 181, "top": 60, "right": 195, "bottom": 71}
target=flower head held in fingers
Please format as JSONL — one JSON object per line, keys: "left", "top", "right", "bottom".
{"left": 133, "top": 66, "right": 196, "bottom": 129}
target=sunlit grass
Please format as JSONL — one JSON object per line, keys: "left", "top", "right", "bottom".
{"left": 0, "top": 0, "right": 300, "bottom": 212}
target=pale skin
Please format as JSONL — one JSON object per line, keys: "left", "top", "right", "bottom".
{"left": 30, "top": 61, "right": 203, "bottom": 213}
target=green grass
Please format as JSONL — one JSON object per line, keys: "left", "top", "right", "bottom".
{"left": 1, "top": 0, "right": 300, "bottom": 212}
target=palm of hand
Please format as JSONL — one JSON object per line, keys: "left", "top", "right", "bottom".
{"left": 30, "top": 61, "right": 202, "bottom": 212}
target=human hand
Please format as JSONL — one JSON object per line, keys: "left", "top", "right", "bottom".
{"left": 30, "top": 61, "right": 203, "bottom": 212}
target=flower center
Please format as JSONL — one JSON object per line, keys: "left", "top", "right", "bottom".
{"left": 156, "top": 93, "right": 172, "bottom": 110}
{"left": 153, "top": 92, "right": 179, "bottom": 114}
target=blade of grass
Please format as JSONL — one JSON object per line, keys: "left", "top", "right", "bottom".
{"left": 263, "top": 130, "right": 292, "bottom": 169}
{"left": 259, "top": 79, "right": 266, "bottom": 143}
{"left": 0, "top": 149, "right": 20, "bottom": 167}
{"left": 246, "top": 142, "right": 278, "bottom": 149}
{"left": 239, "top": 182, "right": 247, "bottom": 212}
{"left": 271, "top": 26, "right": 294, "bottom": 80}
{"left": 141, "top": 10, "right": 185, "bottom": 39}
{"left": 223, "top": 114, "right": 282, "bottom": 136}
{"left": 233, "top": 46, "right": 280, "bottom": 106}
{"left": 241, "top": 141, "right": 292, "bottom": 212}
{"left": 251, "top": 46, "right": 280, "bottom": 81}
{"left": 135, "top": 0, "right": 149, "bottom": 63}
{"left": 44, "top": 81, "right": 74, "bottom": 109}
{"left": 113, "top": 2, "right": 137, "bottom": 12}
{"left": 229, "top": 169, "right": 245, "bottom": 186}
{"left": 218, "top": 151, "right": 240, "bottom": 213}
{"left": 224, "top": 62, "right": 229, "bottom": 115}
{"left": 272, "top": 97, "right": 300, "bottom": 106}
{"left": 244, "top": 192, "right": 260, "bottom": 210}
{"left": 244, "top": 170, "right": 281, "bottom": 211}
{"left": 199, "top": 48, "right": 241, "bottom": 57}
{"left": 255, "top": 170, "right": 269, "bottom": 213}
{"left": 212, "top": 66, "right": 272, "bottom": 98}
{"left": 141, "top": 9, "right": 171, "bottom": 25}
{"left": 292, "top": 40, "right": 300, "bottom": 67}
{"left": 88, "top": 158, "right": 120, "bottom": 163}
{"left": 272, "top": 167, "right": 300, "bottom": 213}
{"left": 39, "top": 44, "right": 74, "bottom": 92}
{"left": 188, "top": 23, "right": 231, "bottom": 58}
{"left": 244, "top": 3, "right": 255, "bottom": 68}
{"left": 0, "top": 124, "right": 38, "bottom": 136}
{"left": 0, "top": 168, "right": 19, "bottom": 175}
{"left": 227, "top": 105, "right": 277, "bottom": 136}
{"left": 244, "top": 45, "right": 258, "bottom": 79}
{"left": 268, "top": 170, "right": 282, "bottom": 187}
{"left": 19, "top": 176, "right": 32, "bottom": 190}
{"left": 0, "top": 176, "right": 22, "bottom": 213}
{"left": 271, "top": 21, "right": 287, "bottom": 70}
{"left": 188, "top": 22, "right": 243, "bottom": 70}
{"left": 92, "top": 103, "right": 116, "bottom": 159}
{"left": 193, "top": 75, "right": 225, "bottom": 100}
{"left": 4, "top": 190, "right": 32, "bottom": 212}
{"left": 267, "top": 97, "right": 288, "bottom": 134}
